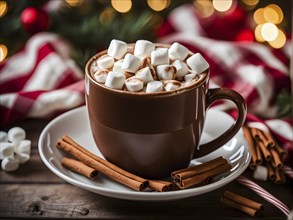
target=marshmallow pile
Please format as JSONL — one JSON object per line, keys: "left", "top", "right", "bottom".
{"left": 91, "top": 39, "right": 210, "bottom": 93}
{"left": 0, "top": 127, "right": 31, "bottom": 172}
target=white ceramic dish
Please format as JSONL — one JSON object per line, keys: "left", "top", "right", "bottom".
{"left": 38, "top": 106, "right": 250, "bottom": 201}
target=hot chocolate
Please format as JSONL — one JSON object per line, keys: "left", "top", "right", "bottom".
{"left": 89, "top": 39, "right": 209, "bottom": 93}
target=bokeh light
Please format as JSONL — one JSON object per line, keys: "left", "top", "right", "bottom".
{"left": 99, "top": 7, "right": 115, "bottom": 25}
{"left": 242, "top": 0, "right": 259, "bottom": 7}
{"left": 0, "top": 1, "right": 8, "bottom": 17}
{"left": 0, "top": 44, "right": 8, "bottom": 62}
{"left": 263, "top": 6, "right": 279, "bottom": 24}
{"left": 193, "top": 0, "right": 214, "bottom": 18}
{"left": 254, "top": 24, "right": 265, "bottom": 42}
{"left": 111, "top": 0, "right": 132, "bottom": 13}
{"left": 268, "top": 29, "right": 286, "bottom": 49}
{"left": 266, "top": 4, "right": 283, "bottom": 24}
{"left": 147, "top": 0, "right": 170, "bottom": 12}
{"left": 253, "top": 8, "right": 266, "bottom": 24}
{"left": 261, "top": 23, "right": 278, "bottom": 42}
{"left": 212, "top": 0, "right": 233, "bottom": 12}
{"left": 65, "top": 0, "right": 83, "bottom": 7}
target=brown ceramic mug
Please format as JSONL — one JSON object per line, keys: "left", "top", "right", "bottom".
{"left": 85, "top": 44, "right": 247, "bottom": 179}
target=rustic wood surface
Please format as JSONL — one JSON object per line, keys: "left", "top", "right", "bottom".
{"left": 0, "top": 118, "right": 292, "bottom": 219}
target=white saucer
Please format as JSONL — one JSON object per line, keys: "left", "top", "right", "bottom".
{"left": 38, "top": 106, "right": 250, "bottom": 201}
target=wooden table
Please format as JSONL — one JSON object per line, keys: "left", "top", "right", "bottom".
{"left": 0, "top": 119, "right": 292, "bottom": 219}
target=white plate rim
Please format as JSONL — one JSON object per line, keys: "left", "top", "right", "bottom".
{"left": 38, "top": 106, "right": 250, "bottom": 201}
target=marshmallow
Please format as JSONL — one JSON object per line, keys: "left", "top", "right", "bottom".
{"left": 146, "top": 81, "right": 163, "bottom": 93}
{"left": 186, "top": 53, "right": 209, "bottom": 74}
{"left": 140, "top": 57, "right": 157, "bottom": 80}
{"left": 0, "top": 131, "right": 8, "bottom": 142}
{"left": 113, "top": 59, "right": 125, "bottom": 74}
{"left": 184, "top": 73, "right": 198, "bottom": 82}
{"left": 163, "top": 80, "right": 182, "bottom": 91}
{"left": 105, "top": 71, "right": 126, "bottom": 89}
{"left": 253, "top": 165, "right": 268, "bottom": 181}
{"left": 151, "top": 48, "right": 169, "bottom": 66}
{"left": 15, "top": 153, "right": 30, "bottom": 164}
{"left": 14, "top": 139, "right": 31, "bottom": 155}
{"left": 125, "top": 78, "right": 144, "bottom": 92}
{"left": 8, "top": 127, "right": 25, "bottom": 142}
{"left": 94, "top": 69, "right": 109, "bottom": 84}
{"left": 107, "top": 39, "right": 128, "bottom": 59}
{"left": 168, "top": 42, "right": 189, "bottom": 61}
{"left": 97, "top": 55, "right": 114, "bottom": 69}
{"left": 121, "top": 53, "right": 141, "bottom": 73}
{"left": 156, "top": 65, "right": 176, "bottom": 80}
{"left": 134, "top": 40, "right": 155, "bottom": 58}
{"left": 172, "top": 60, "right": 189, "bottom": 78}
{"left": 1, "top": 156, "right": 19, "bottom": 172}
{"left": 135, "top": 67, "right": 154, "bottom": 84}
{"left": 0, "top": 142, "right": 14, "bottom": 159}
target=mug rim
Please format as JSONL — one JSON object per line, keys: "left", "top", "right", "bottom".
{"left": 85, "top": 43, "right": 209, "bottom": 97}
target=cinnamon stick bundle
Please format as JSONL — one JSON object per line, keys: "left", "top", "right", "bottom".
{"left": 171, "top": 157, "right": 231, "bottom": 189}
{"left": 221, "top": 191, "right": 264, "bottom": 217}
{"left": 56, "top": 135, "right": 149, "bottom": 191}
{"left": 61, "top": 157, "right": 98, "bottom": 179}
{"left": 148, "top": 180, "right": 174, "bottom": 192}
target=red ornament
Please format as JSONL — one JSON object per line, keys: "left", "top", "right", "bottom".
{"left": 21, "top": 7, "right": 49, "bottom": 34}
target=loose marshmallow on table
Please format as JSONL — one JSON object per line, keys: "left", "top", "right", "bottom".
{"left": 1, "top": 156, "right": 19, "bottom": 172}
{"left": 105, "top": 71, "right": 126, "bottom": 89}
{"left": 186, "top": 53, "right": 209, "bottom": 74}
{"left": 151, "top": 48, "right": 169, "bottom": 66}
{"left": 122, "top": 53, "right": 141, "bottom": 73}
{"left": 14, "top": 139, "right": 31, "bottom": 155}
{"left": 97, "top": 55, "right": 114, "bottom": 69}
{"left": 107, "top": 39, "right": 128, "bottom": 59}
{"left": 135, "top": 67, "right": 154, "bottom": 84}
{"left": 8, "top": 127, "right": 26, "bottom": 142}
{"left": 172, "top": 60, "right": 189, "bottom": 78}
{"left": 146, "top": 81, "right": 163, "bottom": 93}
{"left": 168, "top": 42, "right": 189, "bottom": 61}
{"left": 134, "top": 40, "right": 155, "bottom": 58}
{"left": 0, "top": 142, "right": 14, "bottom": 159}
{"left": 253, "top": 165, "right": 268, "bottom": 181}
{"left": 0, "top": 131, "right": 8, "bottom": 142}
{"left": 94, "top": 69, "right": 109, "bottom": 84}
{"left": 163, "top": 80, "right": 182, "bottom": 91}
{"left": 125, "top": 78, "right": 144, "bottom": 92}
{"left": 156, "top": 65, "right": 176, "bottom": 80}
{"left": 16, "top": 153, "right": 30, "bottom": 164}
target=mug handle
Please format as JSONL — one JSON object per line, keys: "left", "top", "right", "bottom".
{"left": 193, "top": 88, "right": 247, "bottom": 158}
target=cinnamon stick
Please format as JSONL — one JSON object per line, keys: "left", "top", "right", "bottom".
{"left": 267, "top": 163, "right": 276, "bottom": 181}
{"left": 242, "top": 126, "right": 257, "bottom": 169}
{"left": 255, "top": 141, "right": 263, "bottom": 165}
{"left": 61, "top": 157, "right": 98, "bottom": 179}
{"left": 223, "top": 191, "right": 264, "bottom": 211}
{"left": 177, "top": 162, "right": 232, "bottom": 189}
{"left": 261, "top": 130, "right": 275, "bottom": 148}
{"left": 62, "top": 135, "right": 147, "bottom": 183}
{"left": 256, "top": 140, "right": 271, "bottom": 161}
{"left": 269, "top": 147, "right": 283, "bottom": 169}
{"left": 220, "top": 192, "right": 262, "bottom": 217}
{"left": 274, "top": 168, "right": 285, "bottom": 184}
{"left": 56, "top": 137, "right": 149, "bottom": 191}
{"left": 274, "top": 142, "right": 286, "bottom": 162}
{"left": 148, "top": 180, "right": 174, "bottom": 192}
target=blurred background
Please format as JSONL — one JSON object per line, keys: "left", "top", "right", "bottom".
{"left": 0, "top": 0, "right": 292, "bottom": 68}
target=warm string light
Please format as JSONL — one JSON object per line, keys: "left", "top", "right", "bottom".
{"left": 111, "top": 0, "right": 132, "bottom": 13}
{"left": 65, "top": 0, "right": 83, "bottom": 7}
{"left": 253, "top": 4, "right": 285, "bottom": 48}
{"left": 0, "top": 44, "right": 8, "bottom": 62}
{"left": 147, "top": 0, "right": 170, "bottom": 12}
{"left": 193, "top": 0, "right": 214, "bottom": 18}
{"left": 212, "top": 0, "right": 233, "bottom": 13}
{"left": 0, "top": 0, "right": 7, "bottom": 17}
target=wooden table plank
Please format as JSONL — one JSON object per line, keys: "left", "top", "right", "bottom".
{"left": 0, "top": 179, "right": 292, "bottom": 219}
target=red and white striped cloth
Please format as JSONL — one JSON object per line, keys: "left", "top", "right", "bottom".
{"left": 0, "top": 4, "right": 292, "bottom": 166}
{"left": 0, "top": 33, "right": 85, "bottom": 127}
{"left": 157, "top": 4, "right": 292, "bottom": 167}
